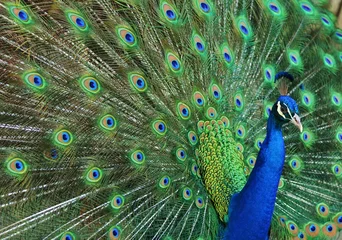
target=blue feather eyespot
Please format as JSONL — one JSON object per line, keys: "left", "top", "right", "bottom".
{"left": 234, "top": 92, "right": 244, "bottom": 111}
{"left": 109, "top": 226, "right": 121, "bottom": 239}
{"left": 246, "top": 155, "right": 256, "bottom": 168}
{"left": 210, "top": 84, "right": 222, "bottom": 101}
{"left": 192, "top": 33, "right": 206, "bottom": 55}
{"left": 206, "top": 107, "right": 217, "bottom": 120}
{"left": 305, "top": 222, "right": 320, "bottom": 237}
{"left": 80, "top": 77, "right": 101, "bottom": 94}
{"left": 152, "top": 120, "right": 167, "bottom": 136}
{"left": 44, "top": 148, "right": 59, "bottom": 161}
{"left": 321, "top": 16, "right": 331, "bottom": 27}
{"left": 322, "top": 222, "right": 337, "bottom": 237}
{"left": 197, "top": 121, "right": 205, "bottom": 133}
{"left": 166, "top": 51, "right": 183, "bottom": 74}
{"left": 220, "top": 44, "right": 234, "bottom": 67}
{"left": 332, "top": 213, "right": 342, "bottom": 228}
{"left": 316, "top": 203, "right": 329, "bottom": 217}
{"left": 235, "top": 124, "right": 246, "bottom": 139}
{"left": 297, "top": 232, "right": 305, "bottom": 239}
{"left": 221, "top": 116, "right": 230, "bottom": 128}
{"left": 99, "top": 114, "right": 117, "bottom": 131}
{"left": 254, "top": 137, "right": 263, "bottom": 150}
{"left": 195, "top": 196, "right": 204, "bottom": 209}
{"left": 331, "top": 92, "right": 341, "bottom": 107}
{"left": 336, "top": 129, "right": 342, "bottom": 144}
{"left": 301, "top": 4, "right": 312, "bottom": 13}
{"left": 111, "top": 194, "right": 124, "bottom": 210}
{"left": 128, "top": 73, "right": 148, "bottom": 92}
{"left": 60, "top": 232, "right": 76, "bottom": 240}
{"left": 159, "top": 176, "right": 171, "bottom": 189}
{"left": 191, "top": 162, "right": 199, "bottom": 176}
{"left": 300, "top": 129, "right": 315, "bottom": 147}
{"left": 193, "top": 91, "right": 205, "bottom": 107}
{"left": 55, "top": 130, "right": 73, "bottom": 146}
{"left": 9, "top": 6, "right": 32, "bottom": 24}
{"left": 236, "top": 143, "right": 244, "bottom": 153}
{"left": 176, "top": 148, "right": 187, "bottom": 162}
{"left": 188, "top": 131, "right": 198, "bottom": 145}
{"left": 182, "top": 187, "right": 192, "bottom": 200}
{"left": 236, "top": 16, "right": 253, "bottom": 40}
{"left": 66, "top": 12, "right": 89, "bottom": 32}
{"left": 116, "top": 26, "right": 137, "bottom": 47}
{"left": 269, "top": 2, "right": 279, "bottom": 13}
{"left": 336, "top": 29, "right": 342, "bottom": 39}
{"left": 323, "top": 54, "right": 336, "bottom": 68}
{"left": 130, "top": 150, "right": 145, "bottom": 165}
{"left": 286, "top": 221, "right": 299, "bottom": 236}
{"left": 85, "top": 167, "right": 103, "bottom": 183}
{"left": 278, "top": 216, "right": 287, "bottom": 227}
{"left": 287, "top": 50, "right": 302, "bottom": 68}
{"left": 160, "top": 2, "right": 178, "bottom": 23}
{"left": 177, "top": 102, "right": 191, "bottom": 120}
{"left": 23, "top": 72, "right": 47, "bottom": 90}
{"left": 289, "top": 157, "right": 303, "bottom": 172}
{"left": 331, "top": 163, "right": 342, "bottom": 177}
{"left": 6, "top": 158, "right": 28, "bottom": 176}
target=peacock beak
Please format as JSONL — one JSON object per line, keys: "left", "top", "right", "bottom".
{"left": 291, "top": 114, "right": 303, "bottom": 132}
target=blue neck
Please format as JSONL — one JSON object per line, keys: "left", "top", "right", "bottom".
{"left": 224, "top": 113, "right": 285, "bottom": 239}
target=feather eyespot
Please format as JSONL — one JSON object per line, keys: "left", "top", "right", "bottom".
{"left": 322, "top": 222, "right": 337, "bottom": 237}
{"left": 331, "top": 92, "right": 341, "bottom": 107}
{"left": 111, "top": 195, "right": 124, "bottom": 210}
{"left": 177, "top": 102, "right": 191, "bottom": 120}
{"left": 197, "top": 121, "right": 205, "bottom": 133}
{"left": 234, "top": 92, "right": 244, "bottom": 111}
{"left": 6, "top": 158, "right": 28, "bottom": 176}
{"left": 236, "top": 16, "right": 253, "bottom": 40}
{"left": 287, "top": 221, "right": 299, "bottom": 236}
{"left": 332, "top": 164, "right": 341, "bottom": 177}
{"left": 323, "top": 54, "right": 336, "bottom": 68}
{"left": 300, "top": 2, "right": 313, "bottom": 14}
{"left": 60, "top": 232, "right": 76, "bottom": 240}
{"left": 24, "top": 72, "right": 46, "bottom": 90}
{"left": 278, "top": 177, "right": 285, "bottom": 189}
{"left": 192, "top": 34, "right": 206, "bottom": 54}
{"left": 193, "top": 91, "right": 205, "bottom": 107}
{"left": 191, "top": 162, "right": 199, "bottom": 176}
{"left": 99, "top": 114, "right": 117, "bottom": 131}
{"left": 55, "top": 130, "right": 73, "bottom": 146}
{"left": 80, "top": 77, "right": 101, "bottom": 94}
{"left": 236, "top": 125, "right": 246, "bottom": 139}
{"left": 166, "top": 52, "right": 182, "bottom": 74}
{"left": 128, "top": 73, "right": 147, "bottom": 92}
{"left": 221, "top": 116, "right": 230, "bottom": 128}
{"left": 220, "top": 45, "right": 234, "bottom": 67}
{"left": 195, "top": 196, "right": 204, "bottom": 209}
{"left": 160, "top": 2, "right": 178, "bottom": 23}
{"left": 332, "top": 213, "right": 342, "bottom": 228}
{"left": 44, "top": 148, "right": 59, "bottom": 161}
{"left": 316, "top": 203, "right": 329, "bottom": 217}
{"left": 182, "top": 187, "right": 192, "bottom": 200}
{"left": 305, "top": 222, "right": 320, "bottom": 237}
{"left": 289, "top": 157, "right": 303, "bottom": 172}
{"left": 86, "top": 167, "right": 103, "bottom": 183}
{"left": 188, "top": 131, "right": 198, "bottom": 145}
{"left": 254, "top": 137, "right": 263, "bottom": 150}
{"left": 67, "top": 12, "right": 89, "bottom": 32}
{"left": 287, "top": 50, "right": 302, "bottom": 67}
{"left": 116, "top": 27, "right": 137, "bottom": 47}
{"left": 246, "top": 155, "right": 256, "bottom": 168}
{"left": 9, "top": 6, "right": 32, "bottom": 24}
{"left": 206, "top": 107, "right": 217, "bottom": 120}
{"left": 152, "top": 120, "right": 167, "bottom": 136}
{"left": 236, "top": 143, "right": 244, "bottom": 153}
{"left": 130, "top": 150, "right": 145, "bottom": 165}
{"left": 278, "top": 216, "right": 287, "bottom": 226}
{"left": 159, "top": 176, "right": 171, "bottom": 189}
{"left": 109, "top": 226, "right": 121, "bottom": 240}
{"left": 176, "top": 148, "right": 187, "bottom": 162}
{"left": 210, "top": 84, "right": 222, "bottom": 101}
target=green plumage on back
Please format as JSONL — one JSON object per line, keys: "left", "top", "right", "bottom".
{"left": 0, "top": 0, "right": 341, "bottom": 239}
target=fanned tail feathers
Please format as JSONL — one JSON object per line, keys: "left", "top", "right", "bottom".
{"left": 0, "top": 0, "right": 341, "bottom": 239}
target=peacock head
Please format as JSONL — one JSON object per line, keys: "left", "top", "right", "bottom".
{"left": 272, "top": 95, "right": 303, "bottom": 132}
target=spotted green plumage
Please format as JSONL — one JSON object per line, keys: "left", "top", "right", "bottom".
{"left": 0, "top": 0, "right": 341, "bottom": 239}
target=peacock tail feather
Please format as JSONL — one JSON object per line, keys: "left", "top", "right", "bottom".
{"left": 0, "top": 0, "right": 341, "bottom": 239}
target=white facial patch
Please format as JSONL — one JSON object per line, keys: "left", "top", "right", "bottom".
{"left": 277, "top": 101, "right": 286, "bottom": 119}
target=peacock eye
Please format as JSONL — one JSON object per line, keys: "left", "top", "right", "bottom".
{"left": 281, "top": 106, "right": 286, "bottom": 113}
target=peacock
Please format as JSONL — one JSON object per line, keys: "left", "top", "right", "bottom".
{"left": 0, "top": 0, "right": 342, "bottom": 239}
